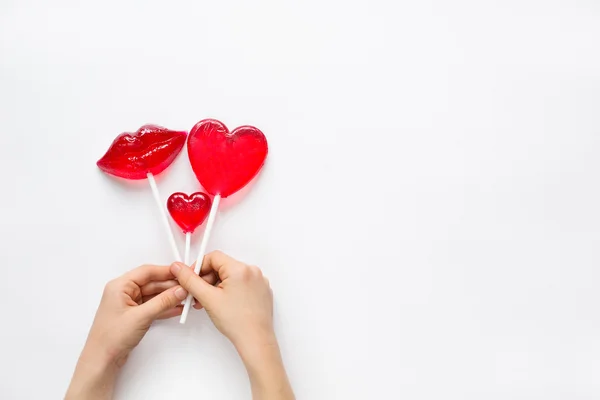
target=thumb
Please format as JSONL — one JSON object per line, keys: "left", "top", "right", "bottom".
{"left": 170, "top": 262, "right": 217, "bottom": 306}
{"left": 138, "top": 285, "right": 188, "bottom": 321}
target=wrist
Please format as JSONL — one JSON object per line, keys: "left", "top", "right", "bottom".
{"left": 239, "top": 341, "right": 284, "bottom": 380}
{"left": 233, "top": 328, "right": 278, "bottom": 362}
{"left": 234, "top": 332, "right": 294, "bottom": 399}
{"left": 66, "top": 343, "right": 119, "bottom": 400}
{"left": 234, "top": 330, "right": 283, "bottom": 375}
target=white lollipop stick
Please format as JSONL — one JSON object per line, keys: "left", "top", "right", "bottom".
{"left": 180, "top": 232, "right": 193, "bottom": 305}
{"left": 184, "top": 232, "right": 191, "bottom": 265}
{"left": 180, "top": 194, "right": 221, "bottom": 324}
{"left": 147, "top": 172, "right": 182, "bottom": 261}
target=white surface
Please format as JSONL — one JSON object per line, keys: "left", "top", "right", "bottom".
{"left": 1, "top": 0, "right": 599, "bottom": 399}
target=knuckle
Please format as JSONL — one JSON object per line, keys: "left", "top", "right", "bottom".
{"left": 104, "top": 279, "right": 119, "bottom": 293}
{"left": 133, "top": 264, "right": 152, "bottom": 276}
{"left": 239, "top": 264, "right": 262, "bottom": 280}
{"left": 130, "top": 284, "right": 141, "bottom": 301}
{"left": 159, "top": 293, "right": 174, "bottom": 310}
{"left": 178, "top": 271, "right": 193, "bottom": 289}
{"left": 240, "top": 265, "right": 253, "bottom": 280}
{"left": 209, "top": 250, "right": 224, "bottom": 258}
{"left": 249, "top": 265, "right": 263, "bottom": 277}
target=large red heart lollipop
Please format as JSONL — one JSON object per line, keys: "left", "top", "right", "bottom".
{"left": 97, "top": 125, "right": 187, "bottom": 179}
{"left": 167, "top": 192, "right": 212, "bottom": 233}
{"left": 187, "top": 119, "right": 268, "bottom": 198}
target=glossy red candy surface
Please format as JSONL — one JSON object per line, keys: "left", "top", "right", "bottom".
{"left": 97, "top": 125, "right": 187, "bottom": 180}
{"left": 167, "top": 192, "right": 212, "bottom": 233}
{"left": 187, "top": 119, "right": 268, "bottom": 198}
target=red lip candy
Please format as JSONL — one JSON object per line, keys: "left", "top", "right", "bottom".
{"left": 97, "top": 125, "right": 187, "bottom": 180}
{"left": 187, "top": 119, "right": 268, "bottom": 198}
{"left": 167, "top": 192, "right": 212, "bottom": 234}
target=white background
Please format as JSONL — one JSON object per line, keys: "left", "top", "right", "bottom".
{"left": 1, "top": 0, "right": 599, "bottom": 399}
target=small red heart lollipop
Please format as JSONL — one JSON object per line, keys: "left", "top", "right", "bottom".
{"left": 187, "top": 119, "right": 268, "bottom": 198}
{"left": 167, "top": 192, "right": 212, "bottom": 234}
{"left": 97, "top": 125, "right": 187, "bottom": 180}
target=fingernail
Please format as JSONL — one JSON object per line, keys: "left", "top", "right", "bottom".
{"left": 171, "top": 262, "right": 183, "bottom": 274}
{"left": 175, "top": 287, "right": 188, "bottom": 300}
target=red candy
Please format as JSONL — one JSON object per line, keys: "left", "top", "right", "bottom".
{"left": 97, "top": 125, "right": 187, "bottom": 180}
{"left": 167, "top": 192, "right": 212, "bottom": 233}
{"left": 187, "top": 119, "right": 268, "bottom": 198}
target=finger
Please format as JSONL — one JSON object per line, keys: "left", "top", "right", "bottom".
{"left": 186, "top": 265, "right": 219, "bottom": 286}
{"left": 141, "top": 293, "right": 187, "bottom": 306}
{"left": 140, "top": 280, "right": 179, "bottom": 296}
{"left": 156, "top": 306, "right": 184, "bottom": 320}
{"left": 123, "top": 265, "right": 175, "bottom": 286}
{"left": 199, "top": 250, "right": 243, "bottom": 281}
{"left": 136, "top": 285, "right": 188, "bottom": 321}
{"left": 200, "top": 271, "right": 219, "bottom": 286}
{"left": 141, "top": 294, "right": 157, "bottom": 304}
{"left": 170, "top": 262, "right": 217, "bottom": 306}
{"left": 120, "top": 280, "right": 144, "bottom": 303}
{"left": 190, "top": 272, "right": 217, "bottom": 310}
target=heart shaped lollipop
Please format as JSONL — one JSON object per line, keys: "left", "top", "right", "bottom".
{"left": 187, "top": 119, "right": 268, "bottom": 198}
{"left": 167, "top": 192, "right": 211, "bottom": 266}
{"left": 167, "top": 192, "right": 211, "bottom": 234}
{"left": 180, "top": 118, "right": 268, "bottom": 324}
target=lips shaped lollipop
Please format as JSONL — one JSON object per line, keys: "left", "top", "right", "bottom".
{"left": 97, "top": 125, "right": 187, "bottom": 179}
{"left": 97, "top": 125, "right": 187, "bottom": 261}
{"left": 180, "top": 119, "right": 268, "bottom": 324}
